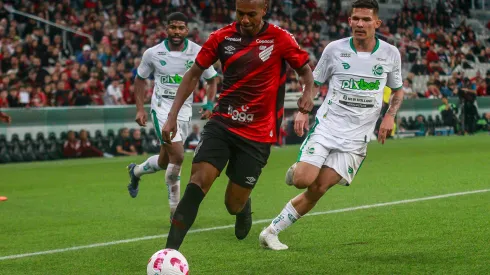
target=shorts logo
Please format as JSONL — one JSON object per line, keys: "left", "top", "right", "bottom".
{"left": 372, "top": 64, "right": 384, "bottom": 76}
{"left": 225, "top": 45, "right": 236, "bottom": 55}
{"left": 259, "top": 45, "right": 274, "bottom": 62}
{"left": 307, "top": 146, "right": 315, "bottom": 155}
{"left": 245, "top": 176, "right": 256, "bottom": 186}
{"left": 348, "top": 166, "right": 354, "bottom": 174}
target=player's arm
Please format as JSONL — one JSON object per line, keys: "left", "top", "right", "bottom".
{"left": 134, "top": 49, "right": 154, "bottom": 127}
{"left": 163, "top": 64, "right": 205, "bottom": 143}
{"left": 295, "top": 64, "right": 315, "bottom": 114}
{"left": 379, "top": 48, "right": 404, "bottom": 144}
{"left": 201, "top": 76, "right": 218, "bottom": 119}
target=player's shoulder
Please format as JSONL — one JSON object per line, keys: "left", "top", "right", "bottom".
{"left": 143, "top": 41, "right": 166, "bottom": 57}
{"left": 322, "top": 37, "right": 350, "bottom": 55}
{"left": 266, "top": 23, "right": 295, "bottom": 38}
{"left": 377, "top": 39, "right": 400, "bottom": 56}
{"left": 186, "top": 39, "right": 203, "bottom": 53}
{"left": 208, "top": 22, "right": 237, "bottom": 38}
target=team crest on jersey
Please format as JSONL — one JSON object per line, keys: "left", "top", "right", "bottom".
{"left": 259, "top": 45, "right": 274, "bottom": 62}
{"left": 159, "top": 60, "right": 167, "bottom": 66}
{"left": 372, "top": 64, "right": 384, "bottom": 76}
{"left": 185, "top": 60, "right": 194, "bottom": 69}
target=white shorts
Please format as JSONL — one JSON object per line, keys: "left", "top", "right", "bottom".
{"left": 151, "top": 109, "right": 190, "bottom": 144}
{"left": 297, "top": 132, "right": 367, "bottom": 186}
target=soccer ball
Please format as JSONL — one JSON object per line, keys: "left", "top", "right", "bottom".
{"left": 147, "top": 249, "right": 189, "bottom": 275}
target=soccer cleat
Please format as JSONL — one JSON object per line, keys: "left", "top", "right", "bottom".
{"left": 285, "top": 163, "right": 297, "bottom": 186}
{"left": 235, "top": 198, "right": 252, "bottom": 240}
{"left": 127, "top": 163, "right": 140, "bottom": 198}
{"left": 259, "top": 227, "right": 289, "bottom": 250}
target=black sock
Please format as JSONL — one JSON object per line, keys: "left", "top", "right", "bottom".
{"left": 165, "top": 183, "right": 205, "bottom": 250}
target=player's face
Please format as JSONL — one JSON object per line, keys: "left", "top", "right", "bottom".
{"left": 166, "top": 21, "right": 189, "bottom": 46}
{"left": 349, "top": 8, "right": 381, "bottom": 42}
{"left": 236, "top": 0, "right": 266, "bottom": 35}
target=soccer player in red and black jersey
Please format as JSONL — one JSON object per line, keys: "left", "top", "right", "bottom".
{"left": 162, "top": 0, "right": 315, "bottom": 250}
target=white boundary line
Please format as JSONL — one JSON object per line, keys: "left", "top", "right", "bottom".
{"left": 1, "top": 189, "right": 488, "bottom": 261}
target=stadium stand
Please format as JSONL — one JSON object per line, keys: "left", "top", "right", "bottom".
{"left": 0, "top": 0, "right": 489, "bottom": 163}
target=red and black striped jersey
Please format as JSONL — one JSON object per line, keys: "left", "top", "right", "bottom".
{"left": 195, "top": 22, "right": 310, "bottom": 143}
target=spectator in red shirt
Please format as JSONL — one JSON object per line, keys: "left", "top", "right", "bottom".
{"left": 30, "top": 87, "right": 47, "bottom": 107}
{"left": 476, "top": 81, "right": 487, "bottom": 96}
{"left": 0, "top": 90, "right": 9, "bottom": 108}
{"left": 63, "top": 131, "right": 81, "bottom": 158}
{"left": 86, "top": 70, "right": 104, "bottom": 105}
{"left": 79, "top": 129, "right": 103, "bottom": 158}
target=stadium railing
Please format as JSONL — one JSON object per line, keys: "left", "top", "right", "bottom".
{"left": 1, "top": 98, "right": 489, "bottom": 141}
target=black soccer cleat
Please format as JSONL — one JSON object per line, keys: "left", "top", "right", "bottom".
{"left": 235, "top": 198, "right": 252, "bottom": 240}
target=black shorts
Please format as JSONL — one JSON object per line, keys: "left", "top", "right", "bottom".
{"left": 193, "top": 120, "right": 271, "bottom": 189}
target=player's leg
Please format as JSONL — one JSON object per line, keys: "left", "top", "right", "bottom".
{"left": 224, "top": 137, "right": 271, "bottom": 240}
{"left": 127, "top": 145, "right": 168, "bottom": 198}
{"left": 260, "top": 167, "right": 340, "bottom": 250}
{"left": 285, "top": 133, "right": 325, "bottom": 188}
{"left": 165, "top": 122, "right": 231, "bottom": 250}
{"left": 261, "top": 151, "right": 365, "bottom": 250}
{"left": 164, "top": 121, "right": 191, "bottom": 218}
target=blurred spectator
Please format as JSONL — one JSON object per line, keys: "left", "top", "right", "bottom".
{"left": 63, "top": 130, "right": 81, "bottom": 158}
{"left": 438, "top": 97, "right": 459, "bottom": 134}
{"left": 401, "top": 79, "right": 417, "bottom": 99}
{"left": 111, "top": 128, "right": 137, "bottom": 156}
{"left": 79, "top": 129, "right": 104, "bottom": 158}
{"left": 131, "top": 129, "right": 145, "bottom": 155}
{"left": 184, "top": 124, "right": 201, "bottom": 151}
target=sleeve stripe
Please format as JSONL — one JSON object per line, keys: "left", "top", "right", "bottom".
{"left": 294, "top": 59, "right": 310, "bottom": 70}
{"left": 389, "top": 85, "right": 403, "bottom": 90}
{"left": 314, "top": 80, "right": 323, "bottom": 86}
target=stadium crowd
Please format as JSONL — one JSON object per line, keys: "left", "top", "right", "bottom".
{"left": 0, "top": 0, "right": 489, "bottom": 109}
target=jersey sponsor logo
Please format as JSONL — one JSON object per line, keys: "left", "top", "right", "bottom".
{"left": 185, "top": 60, "right": 194, "bottom": 69}
{"left": 160, "top": 74, "right": 183, "bottom": 84}
{"left": 157, "top": 52, "right": 167, "bottom": 56}
{"left": 224, "top": 45, "right": 235, "bottom": 54}
{"left": 342, "top": 62, "right": 350, "bottom": 69}
{"left": 159, "top": 60, "right": 167, "bottom": 66}
{"left": 372, "top": 64, "right": 384, "bottom": 76}
{"left": 256, "top": 39, "right": 274, "bottom": 44}
{"left": 340, "top": 53, "right": 351, "bottom": 58}
{"left": 259, "top": 45, "right": 274, "bottom": 62}
{"left": 377, "top": 57, "right": 387, "bottom": 61}
{"left": 225, "top": 36, "right": 241, "bottom": 42}
{"left": 341, "top": 79, "right": 380, "bottom": 91}
{"left": 228, "top": 105, "right": 254, "bottom": 122}
{"left": 339, "top": 94, "right": 375, "bottom": 108}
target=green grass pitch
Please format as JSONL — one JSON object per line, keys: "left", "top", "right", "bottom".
{"left": 1, "top": 135, "right": 489, "bottom": 274}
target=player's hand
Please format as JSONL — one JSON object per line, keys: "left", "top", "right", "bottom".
{"left": 294, "top": 112, "right": 309, "bottom": 137}
{"left": 297, "top": 95, "right": 314, "bottom": 114}
{"left": 162, "top": 117, "right": 177, "bottom": 144}
{"left": 135, "top": 110, "right": 147, "bottom": 127}
{"left": 199, "top": 108, "right": 212, "bottom": 120}
{"left": 378, "top": 115, "right": 395, "bottom": 145}
{"left": 0, "top": 113, "right": 12, "bottom": 124}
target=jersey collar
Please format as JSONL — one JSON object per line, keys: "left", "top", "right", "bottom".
{"left": 164, "top": 38, "right": 189, "bottom": 52}
{"left": 349, "top": 37, "right": 380, "bottom": 55}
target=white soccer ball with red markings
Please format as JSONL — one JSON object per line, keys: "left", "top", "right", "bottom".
{"left": 147, "top": 249, "right": 189, "bottom": 275}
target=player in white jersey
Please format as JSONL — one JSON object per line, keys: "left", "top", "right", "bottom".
{"left": 127, "top": 13, "right": 218, "bottom": 220}
{"left": 260, "top": 0, "right": 404, "bottom": 250}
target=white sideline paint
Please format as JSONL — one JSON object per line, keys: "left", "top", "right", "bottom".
{"left": 1, "top": 189, "right": 488, "bottom": 261}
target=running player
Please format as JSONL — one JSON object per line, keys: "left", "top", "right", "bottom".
{"left": 162, "top": 0, "right": 315, "bottom": 250}
{"left": 127, "top": 12, "right": 218, "bottom": 220}
{"left": 259, "top": 0, "right": 404, "bottom": 250}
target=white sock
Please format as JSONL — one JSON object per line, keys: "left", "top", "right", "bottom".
{"left": 268, "top": 201, "right": 301, "bottom": 235}
{"left": 133, "top": 155, "right": 163, "bottom": 177}
{"left": 165, "top": 163, "right": 181, "bottom": 212}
